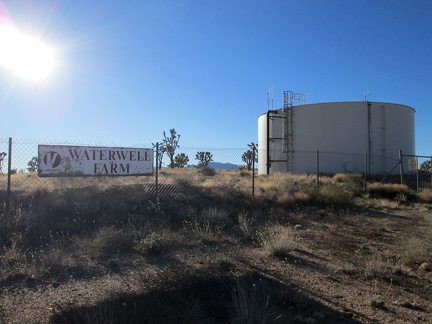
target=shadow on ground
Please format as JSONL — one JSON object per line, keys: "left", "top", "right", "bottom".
{"left": 50, "top": 272, "right": 361, "bottom": 323}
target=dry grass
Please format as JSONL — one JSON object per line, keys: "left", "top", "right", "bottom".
{"left": 238, "top": 211, "right": 254, "bottom": 238}
{"left": 257, "top": 224, "right": 297, "bottom": 257}
{"left": 2, "top": 168, "right": 432, "bottom": 322}
{"left": 418, "top": 188, "right": 432, "bottom": 203}
{"left": 367, "top": 182, "right": 411, "bottom": 199}
{"left": 183, "top": 207, "right": 230, "bottom": 242}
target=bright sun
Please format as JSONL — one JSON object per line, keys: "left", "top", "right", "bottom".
{"left": 0, "top": 24, "right": 55, "bottom": 81}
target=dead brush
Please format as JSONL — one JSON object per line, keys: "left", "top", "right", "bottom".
{"left": 0, "top": 232, "right": 68, "bottom": 280}
{"left": 134, "top": 232, "right": 164, "bottom": 255}
{"left": 417, "top": 188, "right": 432, "bottom": 203}
{"left": 238, "top": 211, "right": 254, "bottom": 238}
{"left": 275, "top": 191, "right": 311, "bottom": 206}
{"left": 183, "top": 207, "right": 229, "bottom": 242}
{"left": 367, "top": 182, "right": 411, "bottom": 199}
{"left": 316, "top": 183, "right": 354, "bottom": 206}
{"left": 256, "top": 224, "right": 297, "bottom": 257}
{"left": 231, "top": 276, "right": 271, "bottom": 323}
{"left": 85, "top": 227, "right": 136, "bottom": 257}
{"left": 364, "top": 253, "right": 391, "bottom": 279}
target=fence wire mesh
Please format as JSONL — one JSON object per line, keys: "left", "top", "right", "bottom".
{"left": 1, "top": 138, "right": 431, "bottom": 217}
{"left": 0, "top": 138, "right": 254, "bottom": 215}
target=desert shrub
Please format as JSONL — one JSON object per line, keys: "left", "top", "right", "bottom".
{"left": 367, "top": 182, "right": 411, "bottom": 199}
{"left": 89, "top": 227, "right": 135, "bottom": 256}
{"left": 0, "top": 232, "right": 69, "bottom": 280}
{"left": 314, "top": 183, "right": 353, "bottom": 206}
{"left": 134, "top": 232, "right": 163, "bottom": 255}
{"left": 239, "top": 169, "right": 250, "bottom": 177}
{"left": 275, "top": 191, "right": 311, "bottom": 207}
{"left": 231, "top": 276, "right": 272, "bottom": 323}
{"left": 183, "top": 207, "right": 229, "bottom": 242}
{"left": 332, "top": 173, "right": 364, "bottom": 194}
{"left": 197, "top": 166, "right": 216, "bottom": 176}
{"left": 400, "top": 235, "right": 432, "bottom": 268}
{"left": 364, "top": 253, "right": 391, "bottom": 279}
{"left": 417, "top": 188, "right": 432, "bottom": 203}
{"left": 238, "top": 211, "right": 254, "bottom": 238}
{"left": 256, "top": 224, "right": 297, "bottom": 257}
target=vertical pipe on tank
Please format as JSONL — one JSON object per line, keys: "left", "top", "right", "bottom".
{"left": 266, "top": 111, "right": 270, "bottom": 175}
{"left": 399, "top": 150, "right": 403, "bottom": 184}
{"left": 367, "top": 101, "right": 373, "bottom": 174}
{"left": 266, "top": 109, "right": 279, "bottom": 175}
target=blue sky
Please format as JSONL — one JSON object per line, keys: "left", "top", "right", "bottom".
{"left": 0, "top": 0, "right": 431, "bottom": 155}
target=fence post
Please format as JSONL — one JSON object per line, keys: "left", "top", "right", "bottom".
{"left": 364, "top": 151, "right": 367, "bottom": 193}
{"left": 416, "top": 157, "right": 419, "bottom": 192}
{"left": 399, "top": 150, "right": 403, "bottom": 185}
{"left": 155, "top": 142, "right": 159, "bottom": 200}
{"left": 316, "top": 149, "right": 319, "bottom": 192}
{"left": 252, "top": 146, "right": 255, "bottom": 197}
{"left": 6, "top": 137, "right": 12, "bottom": 216}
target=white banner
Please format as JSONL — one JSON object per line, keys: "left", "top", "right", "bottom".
{"left": 38, "top": 145, "right": 153, "bottom": 177}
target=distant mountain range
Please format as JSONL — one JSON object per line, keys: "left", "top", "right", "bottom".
{"left": 208, "top": 162, "right": 238, "bottom": 170}
{"left": 186, "top": 162, "right": 239, "bottom": 170}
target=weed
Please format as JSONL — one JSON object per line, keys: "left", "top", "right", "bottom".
{"left": 183, "top": 217, "right": 226, "bottom": 242}
{"left": 134, "top": 232, "right": 163, "bottom": 255}
{"left": 364, "top": 253, "right": 390, "bottom": 279}
{"left": 417, "top": 188, "right": 432, "bottom": 203}
{"left": 370, "top": 279, "right": 392, "bottom": 310}
{"left": 367, "top": 182, "right": 411, "bottom": 199}
{"left": 89, "top": 227, "right": 135, "bottom": 256}
{"left": 238, "top": 211, "right": 254, "bottom": 238}
{"left": 197, "top": 166, "right": 216, "bottom": 176}
{"left": 256, "top": 225, "right": 297, "bottom": 257}
{"left": 231, "top": 276, "right": 270, "bottom": 323}
{"left": 315, "top": 183, "right": 353, "bottom": 206}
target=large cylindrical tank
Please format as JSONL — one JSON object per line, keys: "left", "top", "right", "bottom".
{"left": 257, "top": 101, "right": 415, "bottom": 175}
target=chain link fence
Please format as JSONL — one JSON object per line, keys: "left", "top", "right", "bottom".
{"left": 0, "top": 138, "right": 254, "bottom": 216}
{"left": 1, "top": 138, "right": 431, "bottom": 217}
{"left": 400, "top": 153, "right": 432, "bottom": 190}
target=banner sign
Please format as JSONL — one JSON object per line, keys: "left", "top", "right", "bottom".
{"left": 38, "top": 145, "right": 153, "bottom": 177}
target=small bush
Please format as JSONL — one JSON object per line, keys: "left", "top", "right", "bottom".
{"left": 275, "top": 191, "right": 311, "bottom": 206}
{"left": 238, "top": 211, "right": 254, "bottom": 238}
{"left": 315, "top": 183, "right": 353, "bottom": 206}
{"left": 332, "top": 173, "right": 364, "bottom": 194}
{"left": 257, "top": 225, "right": 297, "bottom": 257}
{"left": 197, "top": 166, "right": 216, "bottom": 176}
{"left": 90, "top": 227, "right": 135, "bottom": 255}
{"left": 417, "top": 188, "right": 432, "bottom": 203}
{"left": 367, "top": 183, "right": 410, "bottom": 199}
{"left": 183, "top": 207, "right": 229, "bottom": 242}
{"left": 134, "top": 232, "right": 163, "bottom": 255}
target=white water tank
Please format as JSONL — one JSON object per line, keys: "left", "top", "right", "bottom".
{"left": 257, "top": 101, "right": 415, "bottom": 175}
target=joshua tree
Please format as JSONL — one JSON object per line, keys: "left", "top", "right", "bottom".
{"left": 174, "top": 153, "right": 189, "bottom": 168}
{"left": 162, "top": 129, "right": 181, "bottom": 169}
{"left": 242, "top": 142, "right": 258, "bottom": 170}
{"left": 195, "top": 151, "right": 213, "bottom": 167}
{"left": 27, "top": 156, "right": 38, "bottom": 172}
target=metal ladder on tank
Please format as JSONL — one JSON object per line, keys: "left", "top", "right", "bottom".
{"left": 282, "top": 91, "right": 295, "bottom": 173}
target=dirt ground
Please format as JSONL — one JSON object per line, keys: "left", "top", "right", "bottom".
{"left": 0, "top": 204, "right": 431, "bottom": 323}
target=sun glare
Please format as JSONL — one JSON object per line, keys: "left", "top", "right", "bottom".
{"left": 0, "top": 24, "right": 55, "bottom": 81}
